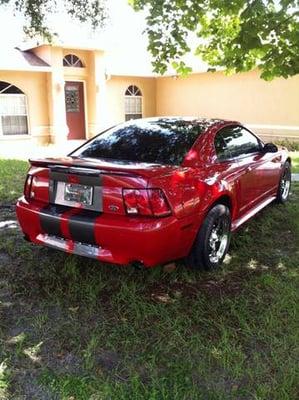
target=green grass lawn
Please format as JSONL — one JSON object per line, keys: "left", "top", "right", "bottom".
{"left": 290, "top": 151, "right": 299, "bottom": 173}
{"left": 0, "top": 159, "right": 298, "bottom": 400}
{"left": 0, "top": 159, "right": 28, "bottom": 204}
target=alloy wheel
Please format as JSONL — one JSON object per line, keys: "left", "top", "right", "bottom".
{"left": 208, "top": 216, "right": 230, "bottom": 264}
{"left": 280, "top": 168, "right": 291, "bottom": 201}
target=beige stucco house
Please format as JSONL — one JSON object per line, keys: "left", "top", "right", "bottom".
{"left": 0, "top": 43, "right": 299, "bottom": 147}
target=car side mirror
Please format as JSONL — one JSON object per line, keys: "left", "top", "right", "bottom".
{"left": 262, "top": 143, "right": 278, "bottom": 153}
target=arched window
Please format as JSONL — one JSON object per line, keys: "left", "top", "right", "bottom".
{"left": 63, "top": 54, "right": 84, "bottom": 67}
{"left": 124, "top": 85, "right": 142, "bottom": 121}
{"left": 0, "top": 81, "right": 28, "bottom": 135}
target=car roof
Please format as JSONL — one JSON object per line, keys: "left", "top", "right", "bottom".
{"left": 124, "top": 116, "right": 240, "bottom": 130}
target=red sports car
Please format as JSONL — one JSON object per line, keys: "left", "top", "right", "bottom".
{"left": 16, "top": 117, "right": 291, "bottom": 270}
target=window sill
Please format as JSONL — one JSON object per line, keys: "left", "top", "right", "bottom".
{"left": 0, "top": 134, "right": 31, "bottom": 141}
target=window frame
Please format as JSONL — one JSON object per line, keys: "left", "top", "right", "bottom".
{"left": 0, "top": 91, "right": 30, "bottom": 137}
{"left": 124, "top": 85, "right": 143, "bottom": 121}
{"left": 214, "top": 124, "right": 264, "bottom": 162}
{"left": 63, "top": 54, "right": 84, "bottom": 68}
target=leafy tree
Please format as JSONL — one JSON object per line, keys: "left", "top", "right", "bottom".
{"left": 129, "top": 0, "right": 299, "bottom": 80}
{"left": 1, "top": 1, "right": 298, "bottom": 80}
{"left": 0, "top": 0, "right": 107, "bottom": 40}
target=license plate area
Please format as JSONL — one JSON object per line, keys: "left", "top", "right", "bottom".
{"left": 52, "top": 180, "right": 102, "bottom": 211}
{"left": 64, "top": 183, "right": 93, "bottom": 205}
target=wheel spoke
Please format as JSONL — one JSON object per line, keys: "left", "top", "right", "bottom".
{"left": 208, "top": 216, "right": 230, "bottom": 263}
{"left": 280, "top": 169, "right": 291, "bottom": 200}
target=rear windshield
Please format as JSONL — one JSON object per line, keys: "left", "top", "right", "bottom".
{"left": 72, "top": 119, "right": 205, "bottom": 165}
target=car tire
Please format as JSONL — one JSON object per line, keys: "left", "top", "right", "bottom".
{"left": 187, "top": 204, "right": 231, "bottom": 271}
{"left": 276, "top": 161, "right": 291, "bottom": 204}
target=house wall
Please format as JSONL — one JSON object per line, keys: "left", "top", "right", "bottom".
{"left": 156, "top": 70, "right": 299, "bottom": 141}
{"left": 104, "top": 76, "right": 156, "bottom": 127}
{"left": 0, "top": 70, "right": 49, "bottom": 144}
{"left": 2, "top": 47, "right": 298, "bottom": 150}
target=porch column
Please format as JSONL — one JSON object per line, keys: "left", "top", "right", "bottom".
{"left": 47, "top": 47, "right": 68, "bottom": 143}
{"left": 94, "top": 51, "right": 109, "bottom": 133}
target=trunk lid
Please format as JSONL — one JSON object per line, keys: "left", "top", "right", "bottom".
{"left": 28, "top": 157, "right": 177, "bottom": 216}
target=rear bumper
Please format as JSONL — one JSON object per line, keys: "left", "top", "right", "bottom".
{"left": 16, "top": 197, "right": 199, "bottom": 267}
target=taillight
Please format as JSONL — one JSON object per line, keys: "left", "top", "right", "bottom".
{"left": 30, "top": 176, "right": 39, "bottom": 200}
{"left": 24, "top": 173, "right": 49, "bottom": 202}
{"left": 123, "top": 189, "right": 171, "bottom": 217}
{"left": 24, "top": 175, "right": 33, "bottom": 200}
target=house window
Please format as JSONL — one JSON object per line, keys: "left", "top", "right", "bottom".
{"left": 125, "top": 85, "right": 142, "bottom": 121}
{"left": 63, "top": 54, "right": 84, "bottom": 67}
{"left": 0, "top": 81, "right": 28, "bottom": 136}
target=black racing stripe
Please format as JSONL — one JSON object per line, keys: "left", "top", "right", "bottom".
{"left": 39, "top": 205, "right": 66, "bottom": 237}
{"left": 39, "top": 205, "right": 100, "bottom": 245}
{"left": 68, "top": 210, "right": 99, "bottom": 245}
{"left": 49, "top": 180, "right": 56, "bottom": 203}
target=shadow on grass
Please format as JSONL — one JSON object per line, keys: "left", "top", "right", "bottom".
{"left": 0, "top": 186, "right": 298, "bottom": 399}
{"left": 1, "top": 186, "right": 298, "bottom": 313}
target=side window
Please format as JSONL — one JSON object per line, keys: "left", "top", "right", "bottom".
{"left": 215, "top": 126, "right": 261, "bottom": 160}
{"left": 214, "top": 131, "right": 231, "bottom": 160}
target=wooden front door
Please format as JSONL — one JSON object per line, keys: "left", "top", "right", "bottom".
{"left": 65, "top": 81, "right": 86, "bottom": 140}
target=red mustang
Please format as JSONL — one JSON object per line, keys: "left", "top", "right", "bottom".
{"left": 16, "top": 118, "right": 291, "bottom": 270}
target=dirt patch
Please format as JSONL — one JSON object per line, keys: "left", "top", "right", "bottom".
{"left": 11, "top": 370, "right": 59, "bottom": 400}
{"left": 41, "top": 350, "right": 84, "bottom": 376}
{"left": 0, "top": 251, "right": 12, "bottom": 266}
{"left": 94, "top": 349, "right": 121, "bottom": 371}
{"left": 0, "top": 205, "right": 16, "bottom": 219}
{"left": 145, "top": 270, "right": 261, "bottom": 303}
